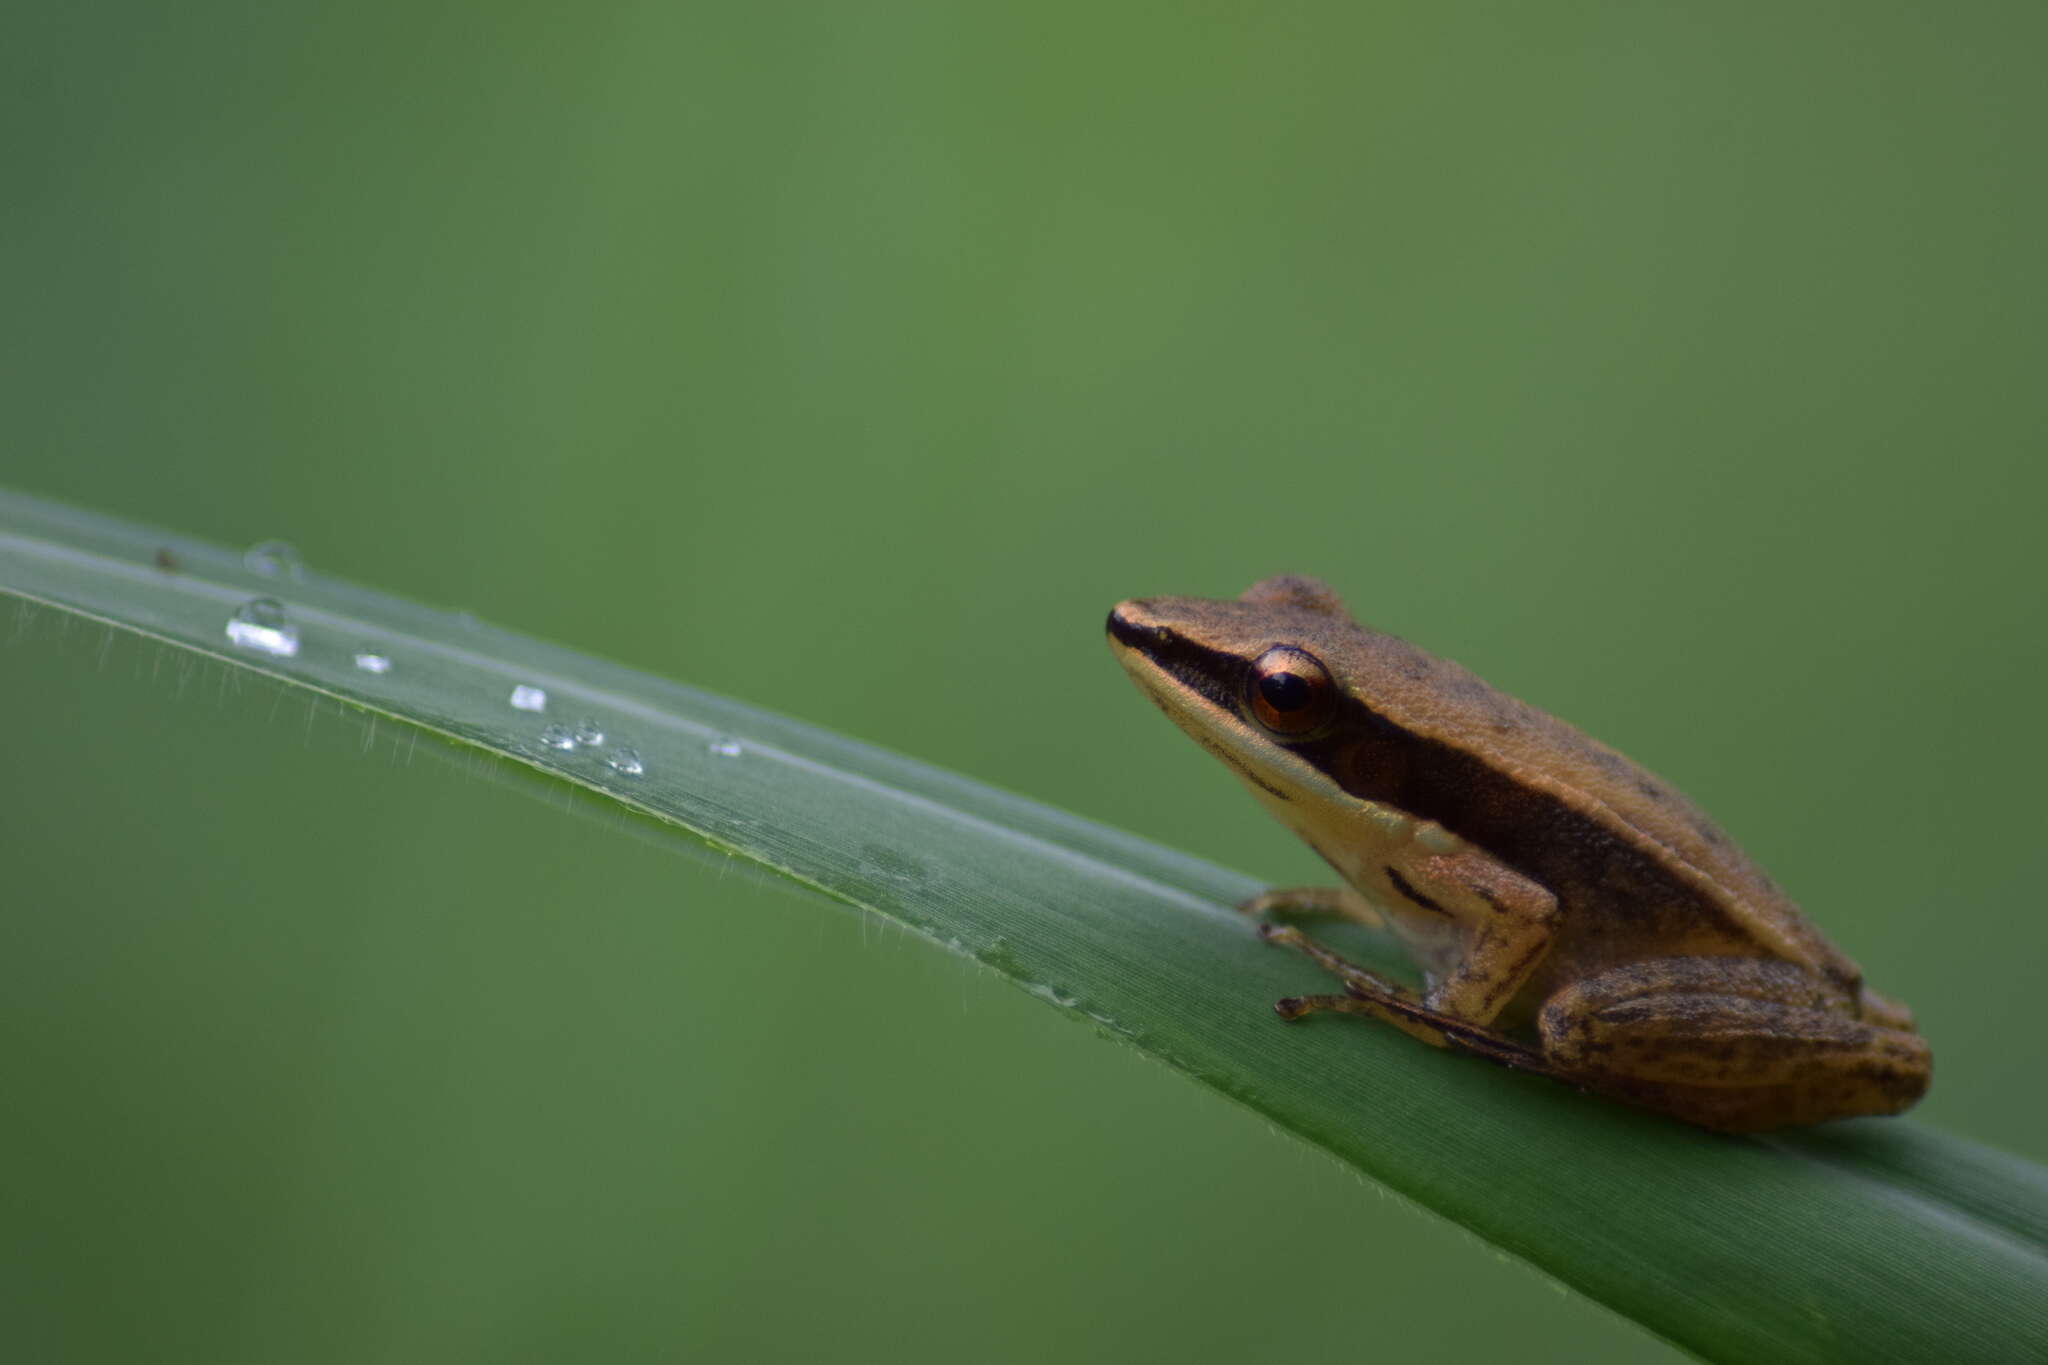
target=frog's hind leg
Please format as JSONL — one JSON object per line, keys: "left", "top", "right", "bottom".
{"left": 1236, "top": 885, "right": 1386, "bottom": 930}
{"left": 1537, "top": 958, "right": 1932, "bottom": 1130}
{"left": 1257, "top": 925, "right": 1557, "bottom": 1075}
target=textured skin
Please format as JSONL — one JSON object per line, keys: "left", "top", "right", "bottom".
{"left": 1107, "top": 576, "right": 1930, "bottom": 1130}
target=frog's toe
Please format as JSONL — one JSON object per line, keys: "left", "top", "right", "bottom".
{"left": 1235, "top": 885, "right": 1387, "bottom": 928}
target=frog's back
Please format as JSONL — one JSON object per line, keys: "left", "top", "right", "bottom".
{"left": 1326, "top": 621, "right": 1860, "bottom": 987}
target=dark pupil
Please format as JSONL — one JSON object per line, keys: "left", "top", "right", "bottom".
{"left": 1258, "top": 670, "right": 1312, "bottom": 712}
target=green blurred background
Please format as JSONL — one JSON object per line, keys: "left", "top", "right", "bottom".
{"left": 4, "top": 3, "right": 2043, "bottom": 1361}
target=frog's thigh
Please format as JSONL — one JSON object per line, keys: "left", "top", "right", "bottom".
{"left": 1237, "top": 885, "right": 1386, "bottom": 930}
{"left": 1391, "top": 848, "right": 1558, "bottom": 1026}
{"left": 1539, "top": 960, "right": 1930, "bottom": 1090}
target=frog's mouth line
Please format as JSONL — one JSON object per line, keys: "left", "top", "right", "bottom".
{"left": 1106, "top": 605, "right": 1244, "bottom": 715}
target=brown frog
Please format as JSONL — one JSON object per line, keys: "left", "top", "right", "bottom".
{"left": 1106, "top": 575, "right": 1929, "bottom": 1131}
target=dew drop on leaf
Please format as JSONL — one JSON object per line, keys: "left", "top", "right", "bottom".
{"left": 224, "top": 598, "right": 299, "bottom": 658}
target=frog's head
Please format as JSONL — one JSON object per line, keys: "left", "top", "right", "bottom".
{"left": 1107, "top": 575, "right": 1493, "bottom": 915}
{"left": 1105, "top": 576, "right": 1380, "bottom": 811}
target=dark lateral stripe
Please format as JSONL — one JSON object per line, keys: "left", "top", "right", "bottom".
{"left": 1143, "top": 633, "right": 1713, "bottom": 932}
{"left": 1151, "top": 634, "right": 1516, "bottom": 840}
{"left": 1385, "top": 867, "right": 1451, "bottom": 918}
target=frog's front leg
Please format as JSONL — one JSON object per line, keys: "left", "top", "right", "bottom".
{"left": 1255, "top": 924, "right": 1555, "bottom": 1074}
{"left": 1391, "top": 848, "right": 1560, "bottom": 1025}
{"left": 1537, "top": 957, "right": 1933, "bottom": 1130}
{"left": 1254, "top": 847, "right": 1557, "bottom": 1040}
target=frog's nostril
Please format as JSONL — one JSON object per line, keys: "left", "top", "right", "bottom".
{"left": 1106, "top": 604, "right": 1169, "bottom": 649}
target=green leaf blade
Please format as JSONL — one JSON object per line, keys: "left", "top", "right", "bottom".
{"left": 4, "top": 486, "right": 2043, "bottom": 1364}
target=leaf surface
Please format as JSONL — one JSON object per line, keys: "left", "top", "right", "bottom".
{"left": 4, "top": 487, "right": 2042, "bottom": 1364}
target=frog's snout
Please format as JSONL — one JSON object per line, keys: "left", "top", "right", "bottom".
{"left": 1106, "top": 600, "right": 1173, "bottom": 650}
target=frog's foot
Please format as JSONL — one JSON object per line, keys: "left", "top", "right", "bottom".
{"left": 1257, "top": 923, "right": 1554, "bottom": 1074}
{"left": 1236, "top": 885, "right": 1386, "bottom": 930}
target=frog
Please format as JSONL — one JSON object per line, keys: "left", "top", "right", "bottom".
{"left": 1105, "top": 575, "right": 1930, "bottom": 1131}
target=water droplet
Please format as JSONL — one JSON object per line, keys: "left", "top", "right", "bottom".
{"left": 539, "top": 724, "right": 578, "bottom": 751}
{"left": 709, "top": 736, "right": 744, "bottom": 757}
{"left": 224, "top": 598, "right": 299, "bottom": 657}
{"left": 573, "top": 718, "right": 605, "bottom": 747}
{"left": 243, "top": 540, "right": 305, "bottom": 580}
{"left": 353, "top": 651, "right": 392, "bottom": 675}
{"left": 606, "top": 747, "right": 644, "bottom": 776}
{"left": 509, "top": 685, "right": 547, "bottom": 712}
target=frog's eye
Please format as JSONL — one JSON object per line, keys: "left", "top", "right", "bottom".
{"left": 1247, "top": 646, "right": 1336, "bottom": 736}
